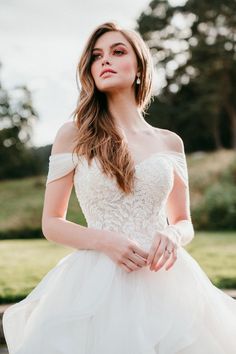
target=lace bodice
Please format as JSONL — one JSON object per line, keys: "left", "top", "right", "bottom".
{"left": 45, "top": 151, "right": 189, "bottom": 250}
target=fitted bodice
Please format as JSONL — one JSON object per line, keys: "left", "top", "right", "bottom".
{"left": 46, "top": 151, "right": 189, "bottom": 250}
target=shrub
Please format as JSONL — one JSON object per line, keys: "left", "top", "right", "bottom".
{"left": 192, "top": 182, "right": 236, "bottom": 230}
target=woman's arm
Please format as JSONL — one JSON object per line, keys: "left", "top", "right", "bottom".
{"left": 146, "top": 132, "right": 194, "bottom": 271}
{"left": 164, "top": 132, "right": 194, "bottom": 247}
{"left": 41, "top": 121, "right": 111, "bottom": 252}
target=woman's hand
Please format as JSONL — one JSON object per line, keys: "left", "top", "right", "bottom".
{"left": 147, "top": 230, "right": 178, "bottom": 272}
{"left": 101, "top": 231, "right": 149, "bottom": 273}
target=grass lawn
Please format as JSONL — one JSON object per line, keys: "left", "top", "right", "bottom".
{"left": 0, "top": 231, "right": 236, "bottom": 303}
{"left": 185, "top": 231, "right": 236, "bottom": 289}
{"left": 0, "top": 238, "right": 74, "bottom": 303}
{"left": 0, "top": 176, "right": 86, "bottom": 238}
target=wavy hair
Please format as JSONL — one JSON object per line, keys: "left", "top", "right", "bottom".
{"left": 71, "top": 21, "right": 154, "bottom": 194}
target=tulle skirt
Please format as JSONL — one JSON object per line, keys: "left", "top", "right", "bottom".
{"left": 3, "top": 246, "right": 236, "bottom": 354}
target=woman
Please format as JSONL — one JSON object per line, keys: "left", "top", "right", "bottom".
{"left": 3, "top": 21, "right": 236, "bottom": 354}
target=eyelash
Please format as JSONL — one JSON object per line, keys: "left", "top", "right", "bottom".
{"left": 91, "top": 50, "right": 125, "bottom": 61}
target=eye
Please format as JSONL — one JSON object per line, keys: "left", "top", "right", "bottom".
{"left": 114, "top": 49, "right": 124, "bottom": 55}
{"left": 91, "top": 53, "right": 101, "bottom": 61}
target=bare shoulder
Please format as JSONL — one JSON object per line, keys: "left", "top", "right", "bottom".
{"left": 51, "top": 121, "right": 79, "bottom": 154}
{"left": 154, "top": 127, "right": 185, "bottom": 153}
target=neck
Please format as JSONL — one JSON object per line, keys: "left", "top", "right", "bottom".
{"left": 106, "top": 89, "right": 150, "bottom": 133}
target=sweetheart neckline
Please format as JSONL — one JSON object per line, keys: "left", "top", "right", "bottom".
{"left": 49, "top": 150, "right": 184, "bottom": 168}
{"left": 132, "top": 151, "right": 183, "bottom": 168}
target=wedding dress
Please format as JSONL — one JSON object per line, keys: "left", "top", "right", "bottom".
{"left": 3, "top": 150, "right": 236, "bottom": 354}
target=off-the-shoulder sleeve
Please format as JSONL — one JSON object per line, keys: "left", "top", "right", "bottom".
{"left": 46, "top": 153, "right": 79, "bottom": 185}
{"left": 167, "top": 151, "right": 189, "bottom": 187}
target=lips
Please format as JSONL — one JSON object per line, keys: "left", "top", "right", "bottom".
{"left": 100, "top": 69, "right": 117, "bottom": 77}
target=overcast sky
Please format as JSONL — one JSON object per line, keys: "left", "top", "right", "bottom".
{"left": 0, "top": 0, "right": 155, "bottom": 147}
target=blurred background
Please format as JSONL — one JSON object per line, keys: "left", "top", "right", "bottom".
{"left": 0, "top": 0, "right": 236, "bottom": 350}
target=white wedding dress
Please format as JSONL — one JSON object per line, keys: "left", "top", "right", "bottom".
{"left": 3, "top": 150, "right": 236, "bottom": 354}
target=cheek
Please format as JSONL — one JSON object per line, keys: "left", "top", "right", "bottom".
{"left": 90, "top": 65, "right": 97, "bottom": 80}
{"left": 114, "top": 54, "right": 137, "bottom": 75}
{"left": 90, "top": 62, "right": 102, "bottom": 82}
{"left": 119, "top": 61, "right": 136, "bottom": 75}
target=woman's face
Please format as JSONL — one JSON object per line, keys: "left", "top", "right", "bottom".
{"left": 90, "top": 31, "right": 139, "bottom": 93}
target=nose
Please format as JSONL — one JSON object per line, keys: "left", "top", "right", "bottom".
{"left": 102, "top": 60, "right": 111, "bottom": 67}
{"left": 101, "top": 54, "right": 111, "bottom": 66}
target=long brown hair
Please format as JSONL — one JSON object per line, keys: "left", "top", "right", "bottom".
{"left": 71, "top": 21, "right": 154, "bottom": 194}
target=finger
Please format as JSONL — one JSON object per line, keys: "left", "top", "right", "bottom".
{"left": 150, "top": 237, "right": 167, "bottom": 270}
{"left": 120, "top": 263, "right": 133, "bottom": 273}
{"left": 129, "top": 251, "right": 147, "bottom": 267}
{"left": 125, "top": 258, "right": 141, "bottom": 272}
{"left": 147, "top": 234, "right": 161, "bottom": 265}
{"left": 154, "top": 247, "right": 173, "bottom": 271}
{"left": 165, "top": 247, "right": 178, "bottom": 271}
{"left": 153, "top": 239, "right": 173, "bottom": 270}
{"left": 132, "top": 243, "right": 149, "bottom": 260}
{"left": 158, "top": 239, "right": 177, "bottom": 268}
{"left": 164, "top": 245, "right": 177, "bottom": 270}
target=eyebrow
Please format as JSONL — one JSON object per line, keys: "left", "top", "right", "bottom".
{"left": 92, "top": 42, "right": 128, "bottom": 52}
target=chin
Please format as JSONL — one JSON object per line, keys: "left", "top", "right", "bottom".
{"left": 98, "top": 82, "right": 132, "bottom": 93}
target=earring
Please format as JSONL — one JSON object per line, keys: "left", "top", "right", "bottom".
{"left": 136, "top": 73, "right": 141, "bottom": 85}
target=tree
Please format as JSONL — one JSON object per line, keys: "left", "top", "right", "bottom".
{"left": 0, "top": 62, "right": 40, "bottom": 179}
{"left": 136, "top": 0, "right": 236, "bottom": 150}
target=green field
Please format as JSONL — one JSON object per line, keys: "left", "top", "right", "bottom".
{"left": 0, "top": 231, "right": 236, "bottom": 304}
{"left": 0, "top": 175, "right": 86, "bottom": 239}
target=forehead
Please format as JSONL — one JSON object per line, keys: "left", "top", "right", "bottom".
{"left": 92, "top": 31, "right": 132, "bottom": 50}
